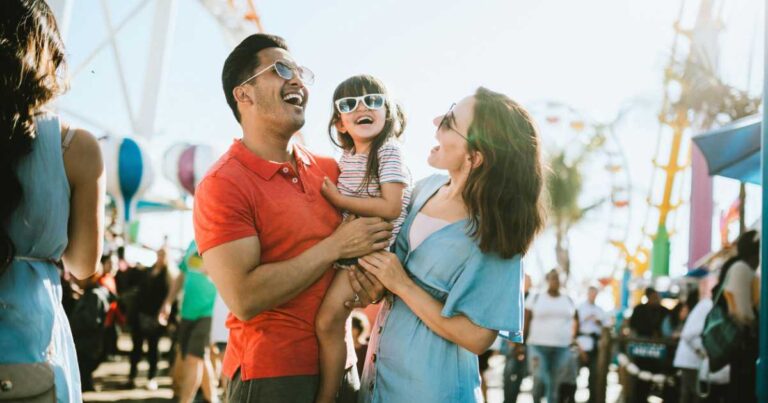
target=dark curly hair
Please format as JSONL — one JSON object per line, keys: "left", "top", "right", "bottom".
{"left": 221, "top": 33, "right": 288, "bottom": 122}
{"left": 0, "top": 0, "right": 67, "bottom": 271}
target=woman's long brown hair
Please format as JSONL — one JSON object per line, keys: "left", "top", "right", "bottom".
{"left": 0, "top": 0, "right": 67, "bottom": 271}
{"left": 463, "top": 87, "right": 546, "bottom": 259}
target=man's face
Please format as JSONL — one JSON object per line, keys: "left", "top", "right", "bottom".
{"left": 237, "top": 48, "right": 309, "bottom": 136}
{"left": 546, "top": 271, "right": 560, "bottom": 292}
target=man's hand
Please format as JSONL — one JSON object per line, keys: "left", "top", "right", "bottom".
{"left": 344, "top": 265, "right": 386, "bottom": 309}
{"left": 514, "top": 343, "right": 526, "bottom": 361}
{"left": 158, "top": 301, "right": 172, "bottom": 326}
{"left": 330, "top": 217, "right": 392, "bottom": 259}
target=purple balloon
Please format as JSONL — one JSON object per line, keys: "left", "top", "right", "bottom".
{"left": 178, "top": 146, "right": 196, "bottom": 196}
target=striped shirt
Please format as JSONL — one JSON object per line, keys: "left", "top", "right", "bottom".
{"left": 338, "top": 141, "right": 411, "bottom": 244}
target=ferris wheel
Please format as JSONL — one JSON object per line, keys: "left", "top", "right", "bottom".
{"left": 530, "top": 101, "right": 633, "bottom": 280}
{"left": 48, "top": 0, "right": 264, "bottom": 139}
{"left": 44, "top": 0, "right": 266, "bottom": 238}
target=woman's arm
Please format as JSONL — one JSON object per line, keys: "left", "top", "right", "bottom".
{"left": 359, "top": 251, "right": 498, "bottom": 355}
{"left": 572, "top": 311, "right": 579, "bottom": 342}
{"left": 62, "top": 127, "right": 105, "bottom": 280}
{"left": 321, "top": 178, "right": 404, "bottom": 221}
{"left": 523, "top": 309, "right": 532, "bottom": 341}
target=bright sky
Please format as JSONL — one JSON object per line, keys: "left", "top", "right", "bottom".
{"left": 53, "top": 0, "right": 764, "bottom": 299}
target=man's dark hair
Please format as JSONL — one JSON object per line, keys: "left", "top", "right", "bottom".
{"left": 644, "top": 287, "right": 657, "bottom": 298}
{"left": 221, "top": 33, "right": 289, "bottom": 122}
{"left": 736, "top": 229, "right": 759, "bottom": 259}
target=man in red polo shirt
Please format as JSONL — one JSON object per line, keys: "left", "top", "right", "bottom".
{"left": 193, "top": 34, "right": 392, "bottom": 402}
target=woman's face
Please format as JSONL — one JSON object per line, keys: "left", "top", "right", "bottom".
{"left": 428, "top": 95, "right": 475, "bottom": 171}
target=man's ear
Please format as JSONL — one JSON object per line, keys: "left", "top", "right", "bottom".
{"left": 335, "top": 119, "right": 347, "bottom": 134}
{"left": 233, "top": 86, "right": 252, "bottom": 105}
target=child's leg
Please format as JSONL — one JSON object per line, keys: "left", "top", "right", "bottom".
{"left": 315, "top": 268, "right": 355, "bottom": 403}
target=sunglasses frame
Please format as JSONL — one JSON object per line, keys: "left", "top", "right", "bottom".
{"left": 439, "top": 103, "right": 469, "bottom": 140}
{"left": 334, "top": 93, "right": 387, "bottom": 114}
{"left": 239, "top": 59, "right": 315, "bottom": 86}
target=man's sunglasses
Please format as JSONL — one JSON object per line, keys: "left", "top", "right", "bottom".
{"left": 334, "top": 94, "right": 386, "bottom": 114}
{"left": 239, "top": 60, "right": 315, "bottom": 86}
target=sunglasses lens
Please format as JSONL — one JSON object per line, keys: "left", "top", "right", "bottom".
{"left": 336, "top": 98, "right": 358, "bottom": 113}
{"left": 364, "top": 94, "right": 385, "bottom": 110}
{"left": 297, "top": 66, "right": 315, "bottom": 85}
{"left": 274, "top": 62, "right": 294, "bottom": 80}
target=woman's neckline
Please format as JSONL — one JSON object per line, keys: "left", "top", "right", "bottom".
{"left": 415, "top": 211, "right": 452, "bottom": 224}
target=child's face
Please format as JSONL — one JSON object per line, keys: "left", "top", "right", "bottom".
{"left": 335, "top": 95, "right": 387, "bottom": 145}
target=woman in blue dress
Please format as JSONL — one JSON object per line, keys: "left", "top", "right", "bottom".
{"left": 0, "top": 1, "right": 105, "bottom": 401}
{"left": 357, "top": 87, "right": 546, "bottom": 402}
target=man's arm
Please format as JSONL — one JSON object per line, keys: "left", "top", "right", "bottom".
{"left": 159, "top": 272, "right": 185, "bottom": 325}
{"left": 523, "top": 309, "right": 532, "bottom": 342}
{"left": 202, "top": 217, "right": 392, "bottom": 321}
{"left": 572, "top": 311, "right": 580, "bottom": 342}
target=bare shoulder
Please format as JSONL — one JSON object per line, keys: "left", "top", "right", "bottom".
{"left": 61, "top": 125, "right": 104, "bottom": 184}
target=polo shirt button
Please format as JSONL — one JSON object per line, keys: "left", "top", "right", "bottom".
{"left": 372, "top": 353, "right": 377, "bottom": 363}
{"left": 369, "top": 381, "right": 374, "bottom": 391}
{"left": 282, "top": 167, "right": 289, "bottom": 173}
{"left": 378, "top": 326, "right": 382, "bottom": 334}
{"left": 291, "top": 177, "right": 298, "bottom": 184}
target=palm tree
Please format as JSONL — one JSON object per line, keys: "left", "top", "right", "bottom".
{"left": 546, "top": 133, "right": 606, "bottom": 279}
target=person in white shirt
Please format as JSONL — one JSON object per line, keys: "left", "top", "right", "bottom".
{"left": 525, "top": 269, "right": 578, "bottom": 403}
{"left": 576, "top": 286, "right": 605, "bottom": 403}
{"left": 673, "top": 291, "right": 729, "bottom": 403}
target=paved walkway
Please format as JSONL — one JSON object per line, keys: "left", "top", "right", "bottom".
{"left": 84, "top": 336, "right": 626, "bottom": 402}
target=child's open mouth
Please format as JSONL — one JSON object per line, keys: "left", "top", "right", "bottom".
{"left": 355, "top": 116, "right": 374, "bottom": 125}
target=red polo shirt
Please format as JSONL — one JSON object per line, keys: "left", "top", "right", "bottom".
{"left": 193, "top": 139, "right": 342, "bottom": 380}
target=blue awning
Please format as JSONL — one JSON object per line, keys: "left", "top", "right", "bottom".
{"left": 692, "top": 114, "right": 761, "bottom": 185}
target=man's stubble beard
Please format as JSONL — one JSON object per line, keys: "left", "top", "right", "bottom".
{"left": 255, "top": 97, "right": 306, "bottom": 140}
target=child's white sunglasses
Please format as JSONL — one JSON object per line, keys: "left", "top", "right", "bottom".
{"left": 334, "top": 94, "right": 386, "bottom": 114}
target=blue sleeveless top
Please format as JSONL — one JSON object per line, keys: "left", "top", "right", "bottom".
{"left": 0, "top": 114, "right": 81, "bottom": 402}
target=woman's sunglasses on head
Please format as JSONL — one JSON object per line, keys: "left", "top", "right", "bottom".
{"left": 334, "top": 94, "right": 386, "bottom": 114}
{"left": 239, "top": 59, "right": 315, "bottom": 86}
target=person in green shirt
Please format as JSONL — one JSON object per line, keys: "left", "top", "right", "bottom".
{"left": 161, "top": 241, "right": 219, "bottom": 403}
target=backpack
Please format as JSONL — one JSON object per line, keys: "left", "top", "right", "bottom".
{"left": 701, "top": 275, "right": 742, "bottom": 372}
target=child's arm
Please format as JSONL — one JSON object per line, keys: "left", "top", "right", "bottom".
{"left": 321, "top": 177, "right": 404, "bottom": 221}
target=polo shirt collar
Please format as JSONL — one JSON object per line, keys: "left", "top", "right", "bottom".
{"left": 230, "top": 139, "right": 312, "bottom": 180}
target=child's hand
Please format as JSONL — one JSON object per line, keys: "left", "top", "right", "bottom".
{"left": 321, "top": 177, "right": 342, "bottom": 205}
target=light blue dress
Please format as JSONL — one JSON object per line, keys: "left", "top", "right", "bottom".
{"left": 0, "top": 114, "right": 82, "bottom": 402}
{"left": 359, "top": 174, "right": 525, "bottom": 403}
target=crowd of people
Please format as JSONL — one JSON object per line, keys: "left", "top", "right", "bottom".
{"left": 62, "top": 241, "right": 229, "bottom": 402}
{"left": 0, "top": 1, "right": 761, "bottom": 403}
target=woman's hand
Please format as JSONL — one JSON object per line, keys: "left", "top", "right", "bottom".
{"left": 358, "top": 251, "right": 413, "bottom": 295}
{"left": 341, "top": 264, "right": 387, "bottom": 309}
